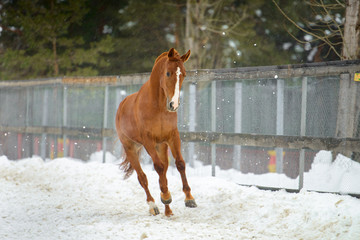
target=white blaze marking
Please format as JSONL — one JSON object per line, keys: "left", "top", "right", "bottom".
{"left": 148, "top": 201, "right": 157, "bottom": 208}
{"left": 171, "top": 67, "right": 181, "bottom": 109}
{"left": 148, "top": 201, "right": 158, "bottom": 214}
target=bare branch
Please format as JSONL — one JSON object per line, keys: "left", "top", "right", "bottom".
{"left": 272, "top": 0, "right": 324, "bottom": 40}
{"left": 272, "top": 0, "right": 344, "bottom": 60}
{"left": 305, "top": 0, "right": 345, "bottom": 9}
{"left": 320, "top": 0, "right": 345, "bottom": 43}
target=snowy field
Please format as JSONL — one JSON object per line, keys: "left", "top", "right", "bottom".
{"left": 1, "top": 151, "right": 360, "bottom": 240}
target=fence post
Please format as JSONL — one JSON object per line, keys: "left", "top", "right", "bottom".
{"left": 276, "top": 79, "right": 284, "bottom": 173}
{"left": 233, "top": 81, "right": 242, "bottom": 170}
{"left": 299, "top": 77, "right": 308, "bottom": 190}
{"left": 25, "top": 87, "right": 32, "bottom": 157}
{"left": 188, "top": 83, "right": 196, "bottom": 168}
{"left": 63, "top": 86, "right": 68, "bottom": 157}
{"left": 40, "top": 88, "right": 49, "bottom": 160}
{"left": 25, "top": 88, "right": 30, "bottom": 127}
{"left": 211, "top": 80, "right": 216, "bottom": 176}
{"left": 102, "top": 86, "right": 109, "bottom": 163}
{"left": 335, "top": 73, "right": 357, "bottom": 158}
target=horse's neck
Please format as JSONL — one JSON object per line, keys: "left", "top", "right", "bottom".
{"left": 145, "top": 61, "right": 166, "bottom": 107}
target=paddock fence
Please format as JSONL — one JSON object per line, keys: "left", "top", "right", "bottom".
{"left": 1, "top": 60, "right": 360, "bottom": 195}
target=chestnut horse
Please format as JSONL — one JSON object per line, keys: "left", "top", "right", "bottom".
{"left": 115, "top": 48, "right": 197, "bottom": 216}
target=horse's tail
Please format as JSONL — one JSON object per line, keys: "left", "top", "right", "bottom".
{"left": 119, "top": 155, "right": 134, "bottom": 179}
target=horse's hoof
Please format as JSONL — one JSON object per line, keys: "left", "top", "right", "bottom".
{"left": 161, "top": 192, "right": 172, "bottom": 205}
{"left": 161, "top": 196, "right": 172, "bottom": 205}
{"left": 148, "top": 201, "right": 160, "bottom": 216}
{"left": 185, "top": 199, "right": 197, "bottom": 208}
{"left": 149, "top": 206, "right": 160, "bottom": 216}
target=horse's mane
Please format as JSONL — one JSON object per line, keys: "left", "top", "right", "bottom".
{"left": 155, "top": 52, "right": 168, "bottom": 63}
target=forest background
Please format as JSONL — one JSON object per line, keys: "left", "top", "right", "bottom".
{"left": 0, "top": 0, "right": 356, "bottom": 80}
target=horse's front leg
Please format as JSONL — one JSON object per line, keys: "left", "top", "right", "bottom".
{"left": 168, "top": 131, "right": 197, "bottom": 208}
{"left": 143, "top": 142, "right": 173, "bottom": 216}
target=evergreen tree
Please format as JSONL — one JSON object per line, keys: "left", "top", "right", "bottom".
{"left": 0, "top": 0, "right": 116, "bottom": 79}
{"left": 104, "top": 0, "right": 182, "bottom": 74}
{"left": 0, "top": 0, "right": 324, "bottom": 80}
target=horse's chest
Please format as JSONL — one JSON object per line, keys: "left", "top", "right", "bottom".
{"left": 140, "top": 113, "right": 177, "bottom": 140}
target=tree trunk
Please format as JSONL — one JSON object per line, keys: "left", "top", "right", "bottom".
{"left": 185, "top": 0, "right": 195, "bottom": 69}
{"left": 341, "top": 0, "right": 360, "bottom": 59}
{"left": 335, "top": 0, "right": 360, "bottom": 161}
{"left": 185, "top": 0, "right": 200, "bottom": 70}
{"left": 52, "top": 37, "right": 59, "bottom": 76}
{"left": 50, "top": 0, "right": 59, "bottom": 77}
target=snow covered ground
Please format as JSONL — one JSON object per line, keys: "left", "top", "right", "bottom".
{"left": 1, "top": 151, "right": 360, "bottom": 240}
{"left": 210, "top": 151, "right": 360, "bottom": 194}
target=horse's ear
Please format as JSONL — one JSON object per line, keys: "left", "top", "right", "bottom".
{"left": 168, "top": 48, "right": 175, "bottom": 58}
{"left": 181, "top": 50, "right": 191, "bottom": 63}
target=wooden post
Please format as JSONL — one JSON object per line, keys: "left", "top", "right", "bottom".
{"left": 335, "top": 73, "right": 358, "bottom": 158}
{"left": 336, "top": 0, "right": 360, "bottom": 159}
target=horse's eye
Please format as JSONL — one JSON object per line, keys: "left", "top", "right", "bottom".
{"left": 166, "top": 72, "right": 170, "bottom": 77}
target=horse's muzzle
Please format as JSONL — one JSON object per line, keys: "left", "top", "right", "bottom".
{"left": 167, "top": 99, "right": 179, "bottom": 112}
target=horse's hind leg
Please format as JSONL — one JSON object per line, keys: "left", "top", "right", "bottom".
{"left": 121, "top": 137, "right": 159, "bottom": 215}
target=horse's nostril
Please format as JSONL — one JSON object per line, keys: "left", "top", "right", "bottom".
{"left": 169, "top": 101, "right": 174, "bottom": 109}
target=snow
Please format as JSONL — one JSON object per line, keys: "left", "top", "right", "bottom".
{"left": 211, "top": 151, "right": 360, "bottom": 194}
{"left": 307, "top": 47, "right": 318, "bottom": 62}
{"left": 282, "top": 42, "right": 292, "bottom": 50}
{"left": 1, "top": 151, "right": 360, "bottom": 240}
{"left": 304, "top": 34, "right": 313, "bottom": 42}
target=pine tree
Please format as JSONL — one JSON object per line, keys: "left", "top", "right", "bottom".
{"left": 0, "top": 0, "right": 115, "bottom": 79}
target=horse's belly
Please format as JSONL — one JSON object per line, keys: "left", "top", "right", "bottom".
{"left": 116, "top": 94, "right": 142, "bottom": 143}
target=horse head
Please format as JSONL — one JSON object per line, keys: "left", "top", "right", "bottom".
{"left": 161, "top": 48, "right": 191, "bottom": 112}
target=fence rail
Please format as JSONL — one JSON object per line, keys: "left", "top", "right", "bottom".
{"left": 0, "top": 126, "right": 114, "bottom": 139}
{"left": 2, "top": 125, "right": 359, "bottom": 153}
{"left": 1, "top": 60, "right": 359, "bottom": 87}
{"left": 179, "top": 132, "right": 360, "bottom": 153}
